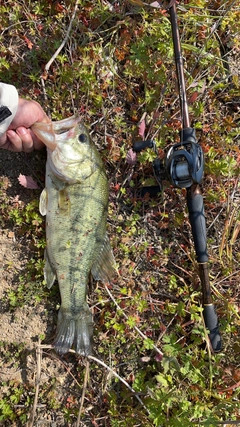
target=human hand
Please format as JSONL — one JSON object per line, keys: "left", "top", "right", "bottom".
{"left": 0, "top": 98, "right": 50, "bottom": 152}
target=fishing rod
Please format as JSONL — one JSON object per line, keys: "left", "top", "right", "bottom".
{"left": 133, "top": 2, "right": 222, "bottom": 352}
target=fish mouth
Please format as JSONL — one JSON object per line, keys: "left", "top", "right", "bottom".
{"left": 32, "top": 116, "right": 82, "bottom": 150}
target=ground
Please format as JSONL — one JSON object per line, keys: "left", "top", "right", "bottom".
{"left": 0, "top": 1, "right": 240, "bottom": 426}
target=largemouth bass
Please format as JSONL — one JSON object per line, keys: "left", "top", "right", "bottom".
{"left": 32, "top": 116, "right": 116, "bottom": 356}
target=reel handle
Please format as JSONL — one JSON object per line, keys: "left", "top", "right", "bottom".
{"left": 133, "top": 140, "right": 155, "bottom": 153}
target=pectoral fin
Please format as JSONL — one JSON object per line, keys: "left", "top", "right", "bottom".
{"left": 91, "top": 235, "right": 117, "bottom": 283}
{"left": 39, "top": 188, "right": 47, "bottom": 216}
{"left": 58, "top": 188, "right": 70, "bottom": 214}
{"left": 44, "top": 249, "right": 56, "bottom": 289}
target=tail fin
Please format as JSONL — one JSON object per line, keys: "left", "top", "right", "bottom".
{"left": 53, "top": 306, "right": 93, "bottom": 356}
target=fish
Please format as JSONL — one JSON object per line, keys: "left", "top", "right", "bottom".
{"left": 32, "top": 116, "right": 116, "bottom": 356}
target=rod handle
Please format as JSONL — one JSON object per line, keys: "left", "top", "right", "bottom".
{"left": 203, "top": 304, "right": 222, "bottom": 352}
{"left": 187, "top": 188, "right": 208, "bottom": 263}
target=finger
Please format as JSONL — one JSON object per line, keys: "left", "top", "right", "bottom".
{"left": 0, "top": 133, "right": 8, "bottom": 148}
{"left": 5, "top": 130, "right": 24, "bottom": 152}
{"left": 16, "top": 127, "right": 34, "bottom": 152}
{"left": 5, "top": 129, "right": 45, "bottom": 152}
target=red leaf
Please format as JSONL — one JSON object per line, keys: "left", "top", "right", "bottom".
{"left": 138, "top": 119, "right": 146, "bottom": 139}
{"left": 155, "top": 353, "right": 163, "bottom": 362}
{"left": 126, "top": 149, "right": 137, "bottom": 165}
{"left": 55, "top": 2, "right": 65, "bottom": 12}
{"left": 150, "top": 1, "right": 161, "bottom": 7}
{"left": 18, "top": 174, "right": 39, "bottom": 189}
{"left": 23, "top": 35, "right": 34, "bottom": 50}
{"left": 189, "top": 91, "right": 198, "bottom": 104}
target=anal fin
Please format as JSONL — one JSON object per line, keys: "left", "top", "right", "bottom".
{"left": 44, "top": 249, "right": 56, "bottom": 288}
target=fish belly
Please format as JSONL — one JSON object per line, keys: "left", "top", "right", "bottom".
{"left": 45, "top": 168, "right": 108, "bottom": 355}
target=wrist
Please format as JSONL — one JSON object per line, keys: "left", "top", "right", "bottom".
{"left": 0, "top": 83, "right": 19, "bottom": 136}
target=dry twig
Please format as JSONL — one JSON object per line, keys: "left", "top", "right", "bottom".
{"left": 40, "top": 0, "right": 80, "bottom": 114}
{"left": 27, "top": 339, "right": 42, "bottom": 427}
{"left": 30, "top": 341, "right": 150, "bottom": 425}
{"left": 45, "top": 0, "right": 80, "bottom": 74}
{"left": 88, "top": 354, "right": 149, "bottom": 414}
{"left": 76, "top": 360, "right": 90, "bottom": 427}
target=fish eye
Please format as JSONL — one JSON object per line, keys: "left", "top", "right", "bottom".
{"left": 78, "top": 133, "right": 87, "bottom": 143}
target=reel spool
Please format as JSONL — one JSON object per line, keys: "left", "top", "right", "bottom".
{"left": 134, "top": 127, "right": 204, "bottom": 190}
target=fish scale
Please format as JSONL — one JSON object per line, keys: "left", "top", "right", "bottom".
{"left": 32, "top": 116, "right": 116, "bottom": 356}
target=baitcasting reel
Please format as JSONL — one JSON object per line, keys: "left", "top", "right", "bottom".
{"left": 133, "top": 127, "right": 204, "bottom": 190}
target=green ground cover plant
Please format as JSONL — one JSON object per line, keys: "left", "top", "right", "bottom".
{"left": 0, "top": 0, "right": 239, "bottom": 426}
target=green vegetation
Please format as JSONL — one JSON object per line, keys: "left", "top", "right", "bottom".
{"left": 0, "top": 0, "right": 239, "bottom": 426}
